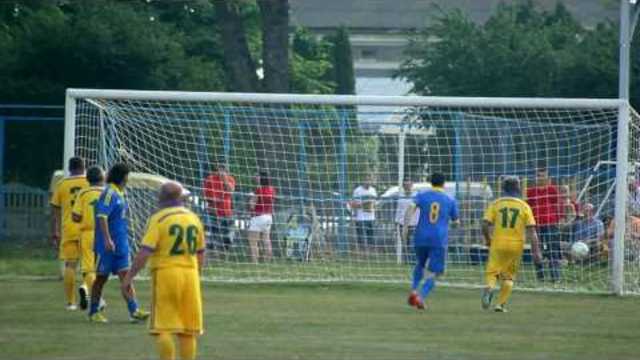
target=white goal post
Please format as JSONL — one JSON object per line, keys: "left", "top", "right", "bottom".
{"left": 64, "top": 89, "right": 640, "bottom": 294}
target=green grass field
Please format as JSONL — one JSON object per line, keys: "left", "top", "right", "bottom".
{"left": 1, "top": 279, "right": 639, "bottom": 360}
{"left": 2, "top": 243, "right": 639, "bottom": 359}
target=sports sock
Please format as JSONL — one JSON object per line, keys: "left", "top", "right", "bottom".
{"left": 485, "top": 273, "right": 498, "bottom": 290}
{"left": 156, "top": 333, "right": 176, "bottom": 360}
{"left": 63, "top": 266, "right": 76, "bottom": 305}
{"left": 178, "top": 334, "right": 197, "bottom": 360}
{"left": 83, "top": 272, "right": 96, "bottom": 291}
{"left": 127, "top": 298, "right": 139, "bottom": 314}
{"left": 89, "top": 300, "right": 100, "bottom": 316}
{"left": 497, "top": 280, "right": 514, "bottom": 305}
{"left": 411, "top": 264, "right": 424, "bottom": 290}
{"left": 420, "top": 276, "right": 435, "bottom": 300}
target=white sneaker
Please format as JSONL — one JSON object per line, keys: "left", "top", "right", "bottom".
{"left": 65, "top": 304, "right": 78, "bottom": 311}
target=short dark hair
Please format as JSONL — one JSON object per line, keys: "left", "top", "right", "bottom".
{"left": 106, "top": 163, "right": 130, "bottom": 185}
{"left": 502, "top": 177, "right": 521, "bottom": 194}
{"left": 86, "top": 166, "right": 104, "bottom": 185}
{"left": 259, "top": 171, "right": 270, "bottom": 186}
{"left": 68, "top": 157, "right": 85, "bottom": 172}
{"left": 430, "top": 172, "right": 445, "bottom": 187}
{"left": 536, "top": 166, "right": 548, "bottom": 174}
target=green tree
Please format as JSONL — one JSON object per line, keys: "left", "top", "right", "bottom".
{"left": 396, "top": 2, "right": 630, "bottom": 103}
{"left": 327, "top": 27, "right": 355, "bottom": 95}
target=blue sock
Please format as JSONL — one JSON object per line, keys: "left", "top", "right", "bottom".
{"left": 89, "top": 300, "right": 99, "bottom": 316}
{"left": 411, "top": 263, "right": 424, "bottom": 290}
{"left": 420, "top": 277, "right": 435, "bottom": 300}
{"left": 127, "top": 298, "right": 138, "bottom": 314}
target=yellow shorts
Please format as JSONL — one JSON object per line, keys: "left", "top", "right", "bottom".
{"left": 485, "top": 246, "right": 523, "bottom": 282}
{"left": 80, "top": 231, "right": 96, "bottom": 274}
{"left": 59, "top": 240, "right": 80, "bottom": 261}
{"left": 150, "top": 267, "right": 203, "bottom": 335}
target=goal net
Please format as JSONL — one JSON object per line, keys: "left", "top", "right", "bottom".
{"left": 67, "top": 90, "right": 640, "bottom": 294}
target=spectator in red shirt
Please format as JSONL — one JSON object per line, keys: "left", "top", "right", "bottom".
{"left": 202, "top": 162, "right": 236, "bottom": 255}
{"left": 248, "top": 171, "right": 276, "bottom": 263}
{"left": 526, "top": 167, "right": 563, "bottom": 282}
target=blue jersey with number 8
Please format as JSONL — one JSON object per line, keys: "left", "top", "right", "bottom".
{"left": 413, "top": 188, "right": 459, "bottom": 247}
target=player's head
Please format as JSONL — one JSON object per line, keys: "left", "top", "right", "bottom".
{"left": 583, "top": 203, "right": 595, "bottom": 219}
{"left": 215, "top": 160, "right": 227, "bottom": 174}
{"left": 502, "top": 176, "right": 521, "bottom": 196}
{"left": 402, "top": 178, "right": 413, "bottom": 192}
{"left": 257, "top": 171, "right": 270, "bottom": 186}
{"left": 68, "top": 156, "right": 85, "bottom": 174}
{"left": 535, "top": 166, "right": 549, "bottom": 184}
{"left": 106, "top": 163, "right": 130, "bottom": 188}
{"left": 159, "top": 181, "right": 185, "bottom": 208}
{"left": 86, "top": 166, "right": 105, "bottom": 186}
{"left": 430, "top": 172, "right": 445, "bottom": 188}
{"left": 364, "top": 174, "right": 375, "bottom": 187}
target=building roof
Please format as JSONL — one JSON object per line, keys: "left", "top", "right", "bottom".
{"left": 290, "top": 0, "right": 617, "bottom": 31}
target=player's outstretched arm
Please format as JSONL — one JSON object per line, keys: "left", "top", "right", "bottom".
{"left": 527, "top": 226, "right": 542, "bottom": 264}
{"left": 481, "top": 220, "right": 492, "bottom": 247}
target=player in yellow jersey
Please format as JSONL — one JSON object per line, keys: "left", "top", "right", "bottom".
{"left": 481, "top": 177, "right": 541, "bottom": 312}
{"left": 50, "top": 157, "right": 89, "bottom": 310}
{"left": 123, "top": 181, "right": 204, "bottom": 360}
{"left": 71, "top": 166, "right": 105, "bottom": 310}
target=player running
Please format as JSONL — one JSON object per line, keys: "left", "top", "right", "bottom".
{"left": 88, "top": 163, "right": 149, "bottom": 323}
{"left": 403, "top": 172, "right": 459, "bottom": 310}
{"left": 481, "top": 177, "right": 542, "bottom": 312}
{"left": 71, "top": 166, "right": 105, "bottom": 310}
{"left": 123, "top": 181, "right": 205, "bottom": 360}
{"left": 50, "top": 156, "right": 89, "bottom": 310}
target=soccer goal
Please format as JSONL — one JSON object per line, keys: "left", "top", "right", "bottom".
{"left": 65, "top": 89, "right": 640, "bottom": 294}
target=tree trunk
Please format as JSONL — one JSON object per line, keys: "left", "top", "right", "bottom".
{"left": 215, "top": 1, "right": 259, "bottom": 92}
{"left": 258, "top": 0, "right": 290, "bottom": 93}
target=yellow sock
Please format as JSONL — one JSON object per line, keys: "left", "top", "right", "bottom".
{"left": 156, "top": 333, "right": 176, "bottom": 360}
{"left": 178, "top": 334, "right": 197, "bottom": 360}
{"left": 497, "top": 280, "right": 514, "bottom": 305}
{"left": 63, "top": 266, "right": 76, "bottom": 305}
{"left": 485, "top": 273, "right": 498, "bottom": 290}
{"left": 83, "top": 272, "right": 96, "bottom": 291}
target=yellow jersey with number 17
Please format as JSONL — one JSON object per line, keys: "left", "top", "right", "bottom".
{"left": 50, "top": 175, "right": 89, "bottom": 243}
{"left": 141, "top": 206, "right": 205, "bottom": 271}
{"left": 483, "top": 197, "right": 536, "bottom": 249}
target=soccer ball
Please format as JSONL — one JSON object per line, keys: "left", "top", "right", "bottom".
{"left": 571, "top": 241, "right": 590, "bottom": 259}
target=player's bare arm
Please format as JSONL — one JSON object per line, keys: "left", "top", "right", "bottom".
{"left": 122, "top": 247, "right": 152, "bottom": 296}
{"left": 98, "top": 216, "right": 114, "bottom": 252}
{"left": 51, "top": 205, "right": 61, "bottom": 247}
{"left": 481, "top": 220, "right": 492, "bottom": 247}
{"left": 527, "top": 226, "right": 542, "bottom": 264}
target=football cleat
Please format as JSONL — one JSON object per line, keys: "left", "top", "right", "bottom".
{"left": 65, "top": 304, "right": 78, "bottom": 311}
{"left": 89, "top": 312, "right": 109, "bottom": 323}
{"left": 481, "top": 288, "right": 495, "bottom": 310}
{"left": 494, "top": 304, "right": 508, "bottom": 313}
{"left": 78, "top": 286, "right": 89, "bottom": 311}
{"left": 129, "top": 309, "right": 150, "bottom": 323}
{"left": 407, "top": 291, "right": 420, "bottom": 308}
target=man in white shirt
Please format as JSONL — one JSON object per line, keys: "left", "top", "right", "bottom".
{"left": 351, "top": 175, "right": 378, "bottom": 251}
{"left": 395, "top": 179, "right": 420, "bottom": 263}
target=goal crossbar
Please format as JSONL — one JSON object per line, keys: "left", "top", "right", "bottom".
{"left": 66, "top": 88, "right": 624, "bottom": 109}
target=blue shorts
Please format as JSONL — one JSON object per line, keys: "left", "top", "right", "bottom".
{"left": 96, "top": 252, "right": 130, "bottom": 275}
{"left": 415, "top": 246, "right": 447, "bottom": 274}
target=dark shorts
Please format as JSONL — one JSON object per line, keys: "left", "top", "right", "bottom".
{"left": 96, "top": 252, "right": 130, "bottom": 275}
{"left": 415, "top": 246, "right": 446, "bottom": 274}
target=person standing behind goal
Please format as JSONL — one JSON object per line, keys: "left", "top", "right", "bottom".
{"left": 248, "top": 171, "right": 276, "bottom": 263}
{"left": 202, "top": 162, "right": 236, "bottom": 255}
{"left": 351, "top": 175, "right": 378, "bottom": 252}
{"left": 123, "top": 181, "right": 205, "bottom": 360}
{"left": 526, "top": 167, "right": 562, "bottom": 282}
